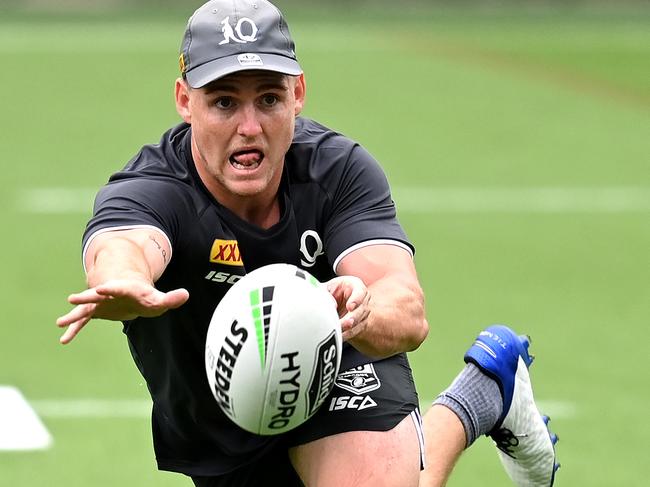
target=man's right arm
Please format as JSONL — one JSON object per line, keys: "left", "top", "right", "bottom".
{"left": 56, "top": 228, "right": 189, "bottom": 344}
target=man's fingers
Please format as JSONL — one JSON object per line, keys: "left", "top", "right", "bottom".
{"left": 93, "top": 282, "right": 188, "bottom": 311}
{"left": 340, "top": 315, "right": 355, "bottom": 333}
{"left": 163, "top": 288, "right": 190, "bottom": 310}
{"left": 57, "top": 285, "right": 190, "bottom": 344}
{"left": 340, "top": 305, "right": 369, "bottom": 332}
{"left": 56, "top": 303, "right": 96, "bottom": 328}
{"left": 94, "top": 281, "right": 144, "bottom": 298}
{"left": 129, "top": 287, "right": 189, "bottom": 315}
{"left": 59, "top": 316, "right": 91, "bottom": 345}
{"left": 346, "top": 286, "right": 368, "bottom": 312}
{"left": 67, "top": 288, "right": 111, "bottom": 305}
{"left": 327, "top": 276, "right": 366, "bottom": 310}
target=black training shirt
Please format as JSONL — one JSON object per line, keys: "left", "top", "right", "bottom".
{"left": 82, "top": 117, "right": 413, "bottom": 475}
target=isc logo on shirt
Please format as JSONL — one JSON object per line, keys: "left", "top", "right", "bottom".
{"left": 210, "top": 239, "right": 243, "bottom": 266}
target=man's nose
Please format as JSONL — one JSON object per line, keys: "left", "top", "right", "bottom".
{"left": 237, "top": 105, "right": 263, "bottom": 138}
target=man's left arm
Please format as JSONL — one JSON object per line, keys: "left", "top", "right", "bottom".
{"left": 327, "top": 244, "right": 429, "bottom": 358}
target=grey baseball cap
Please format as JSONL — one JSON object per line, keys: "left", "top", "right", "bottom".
{"left": 179, "top": 0, "right": 302, "bottom": 88}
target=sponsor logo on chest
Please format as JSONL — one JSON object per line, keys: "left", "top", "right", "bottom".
{"left": 210, "top": 239, "right": 243, "bottom": 266}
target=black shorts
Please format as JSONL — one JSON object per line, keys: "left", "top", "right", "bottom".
{"left": 190, "top": 353, "right": 421, "bottom": 487}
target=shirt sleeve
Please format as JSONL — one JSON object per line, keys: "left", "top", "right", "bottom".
{"left": 323, "top": 144, "right": 414, "bottom": 270}
{"left": 81, "top": 178, "right": 185, "bottom": 257}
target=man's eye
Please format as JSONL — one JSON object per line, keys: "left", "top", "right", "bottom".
{"left": 261, "top": 94, "right": 279, "bottom": 107}
{"left": 215, "top": 97, "right": 233, "bottom": 109}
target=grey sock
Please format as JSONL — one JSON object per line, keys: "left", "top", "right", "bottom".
{"left": 433, "top": 363, "right": 503, "bottom": 447}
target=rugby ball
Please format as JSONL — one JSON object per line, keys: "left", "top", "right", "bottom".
{"left": 205, "top": 263, "right": 342, "bottom": 435}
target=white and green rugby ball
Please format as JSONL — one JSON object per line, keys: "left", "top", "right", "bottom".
{"left": 205, "top": 263, "right": 342, "bottom": 435}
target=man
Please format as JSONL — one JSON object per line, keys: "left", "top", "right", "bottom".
{"left": 57, "top": 1, "right": 558, "bottom": 486}
{"left": 58, "top": 1, "right": 426, "bottom": 485}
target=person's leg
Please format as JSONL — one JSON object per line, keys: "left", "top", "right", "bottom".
{"left": 287, "top": 355, "right": 423, "bottom": 487}
{"left": 289, "top": 412, "right": 421, "bottom": 487}
{"left": 420, "top": 325, "right": 560, "bottom": 487}
{"left": 419, "top": 405, "right": 465, "bottom": 487}
{"left": 419, "top": 358, "right": 503, "bottom": 487}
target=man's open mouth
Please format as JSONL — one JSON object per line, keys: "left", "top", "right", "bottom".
{"left": 229, "top": 149, "right": 264, "bottom": 170}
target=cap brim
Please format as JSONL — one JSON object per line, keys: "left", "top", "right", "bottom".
{"left": 185, "top": 53, "right": 302, "bottom": 88}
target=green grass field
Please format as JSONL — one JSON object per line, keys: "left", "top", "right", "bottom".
{"left": 1, "top": 3, "right": 649, "bottom": 486}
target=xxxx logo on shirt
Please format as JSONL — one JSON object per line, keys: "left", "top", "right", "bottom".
{"left": 210, "top": 239, "right": 243, "bottom": 266}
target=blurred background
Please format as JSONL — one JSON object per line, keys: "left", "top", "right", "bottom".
{"left": 1, "top": 0, "right": 648, "bottom": 485}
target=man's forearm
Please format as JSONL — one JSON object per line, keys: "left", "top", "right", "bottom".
{"left": 87, "top": 236, "right": 155, "bottom": 288}
{"left": 349, "top": 276, "right": 429, "bottom": 358}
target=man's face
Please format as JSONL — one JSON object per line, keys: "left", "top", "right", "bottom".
{"left": 176, "top": 70, "right": 305, "bottom": 204}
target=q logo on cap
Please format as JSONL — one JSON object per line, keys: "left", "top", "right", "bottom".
{"left": 219, "top": 16, "right": 259, "bottom": 45}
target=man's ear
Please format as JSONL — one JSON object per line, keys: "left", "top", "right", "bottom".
{"left": 293, "top": 73, "right": 306, "bottom": 116}
{"left": 175, "top": 78, "right": 192, "bottom": 123}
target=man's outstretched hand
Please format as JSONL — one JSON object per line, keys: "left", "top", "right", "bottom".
{"left": 56, "top": 279, "right": 189, "bottom": 344}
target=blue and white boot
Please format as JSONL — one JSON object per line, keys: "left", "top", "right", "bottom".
{"left": 465, "top": 325, "right": 560, "bottom": 487}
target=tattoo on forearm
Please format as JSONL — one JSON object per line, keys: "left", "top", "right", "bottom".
{"left": 149, "top": 235, "right": 168, "bottom": 264}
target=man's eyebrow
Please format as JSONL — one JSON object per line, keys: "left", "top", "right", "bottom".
{"left": 203, "top": 84, "right": 233, "bottom": 94}
{"left": 256, "top": 81, "right": 290, "bottom": 92}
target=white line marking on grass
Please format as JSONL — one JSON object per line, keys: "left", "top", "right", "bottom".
{"left": 536, "top": 400, "right": 578, "bottom": 420}
{"left": 393, "top": 187, "right": 650, "bottom": 213}
{"left": 31, "top": 399, "right": 151, "bottom": 418}
{"left": 16, "top": 187, "right": 97, "bottom": 214}
{"left": 0, "top": 386, "right": 52, "bottom": 450}
{"left": 16, "top": 186, "right": 650, "bottom": 214}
